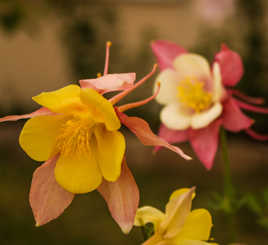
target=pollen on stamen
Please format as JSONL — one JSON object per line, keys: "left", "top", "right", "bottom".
{"left": 55, "top": 118, "right": 94, "bottom": 156}
{"left": 177, "top": 77, "right": 212, "bottom": 113}
{"left": 97, "top": 72, "right": 102, "bottom": 78}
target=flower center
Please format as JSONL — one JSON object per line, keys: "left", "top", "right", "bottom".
{"left": 55, "top": 115, "right": 96, "bottom": 156}
{"left": 177, "top": 77, "right": 212, "bottom": 113}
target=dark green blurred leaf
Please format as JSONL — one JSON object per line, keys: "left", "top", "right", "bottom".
{"left": 241, "top": 194, "right": 262, "bottom": 216}
{"left": 262, "top": 189, "right": 268, "bottom": 205}
{"left": 258, "top": 217, "right": 268, "bottom": 230}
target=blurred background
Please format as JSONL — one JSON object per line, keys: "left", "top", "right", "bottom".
{"left": 0, "top": 0, "right": 268, "bottom": 244}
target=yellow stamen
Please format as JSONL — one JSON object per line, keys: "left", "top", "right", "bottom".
{"left": 97, "top": 72, "right": 102, "bottom": 78}
{"left": 177, "top": 77, "right": 212, "bottom": 113}
{"left": 55, "top": 115, "right": 95, "bottom": 156}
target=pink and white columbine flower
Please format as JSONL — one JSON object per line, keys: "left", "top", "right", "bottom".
{"left": 0, "top": 42, "right": 190, "bottom": 234}
{"left": 152, "top": 40, "right": 268, "bottom": 170}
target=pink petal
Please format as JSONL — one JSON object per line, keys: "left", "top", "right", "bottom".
{"left": 245, "top": 128, "right": 268, "bottom": 141}
{"left": 30, "top": 155, "right": 74, "bottom": 226}
{"left": 154, "top": 124, "right": 189, "bottom": 153}
{"left": 0, "top": 107, "right": 53, "bottom": 123}
{"left": 227, "top": 89, "right": 265, "bottom": 105}
{"left": 234, "top": 98, "right": 268, "bottom": 114}
{"left": 189, "top": 119, "right": 222, "bottom": 170}
{"left": 117, "top": 111, "right": 191, "bottom": 160}
{"left": 151, "top": 40, "right": 187, "bottom": 71}
{"left": 79, "top": 73, "right": 136, "bottom": 94}
{"left": 222, "top": 98, "right": 254, "bottom": 132}
{"left": 98, "top": 159, "right": 139, "bottom": 234}
{"left": 214, "top": 44, "right": 243, "bottom": 87}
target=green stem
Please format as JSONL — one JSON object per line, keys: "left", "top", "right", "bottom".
{"left": 220, "top": 128, "right": 237, "bottom": 242}
{"left": 220, "top": 128, "right": 234, "bottom": 199}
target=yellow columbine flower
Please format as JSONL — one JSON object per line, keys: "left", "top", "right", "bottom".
{"left": 0, "top": 42, "right": 190, "bottom": 231}
{"left": 20, "top": 85, "right": 125, "bottom": 194}
{"left": 135, "top": 188, "right": 217, "bottom": 245}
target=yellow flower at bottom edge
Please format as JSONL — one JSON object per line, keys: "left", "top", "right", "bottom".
{"left": 135, "top": 188, "right": 218, "bottom": 245}
{"left": 19, "top": 84, "right": 125, "bottom": 194}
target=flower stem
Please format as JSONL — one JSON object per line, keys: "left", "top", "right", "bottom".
{"left": 220, "top": 128, "right": 237, "bottom": 242}
{"left": 220, "top": 128, "right": 234, "bottom": 200}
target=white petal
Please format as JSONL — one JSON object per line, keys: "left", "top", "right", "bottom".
{"left": 173, "top": 54, "right": 211, "bottom": 79}
{"left": 191, "top": 103, "right": 222, "bottom": 129}
{"left": 154, "top": 69, "right": 179, "bottom": 105}
{"left": 212, "top": 62, "right": 224, "bottom": 102}
{"left": 160, "top": 103, "right": 192, "bottom": 130}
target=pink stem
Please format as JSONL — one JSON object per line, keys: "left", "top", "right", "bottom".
{"left": 228, "top": 89, "right": 265, "bottom": 105}
{"left": 104, "top": 41, "right": 112, "bottom": 75}
{"left": 110, "top": 64, "right": 158, "bottom": 105}
{"left": 117, "top": 82, "right": 160, "bottom": 112}
{"left": 246, "top": 128, "right": 268, "bottom": 141}
{"left": 234, "top": 98, "right": 268, "bottom": 114}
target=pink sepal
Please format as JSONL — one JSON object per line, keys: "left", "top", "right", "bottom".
{"left": 246, "top": 128, "right": 268, "bottom": 141}
{"left": 222, "top": 98, "right": 254, "bottom": 132}
{"left": 29, "top": 155, "right": 74, "bottom": 226}
{"left": 234, "top": 98, "right": 268, "bottom": 114}
{"left": 98, "top": 159, "right": 139, "bottom": 234}
{"left": 117, "top": 111, "right": 191, "bottom": 160}
{"left": 79, "top": 73, "right": 136, "bottom": 94}
{"left": 0, "top": 107, "right": 53, "bottom": 123}
{"left": 154, "top": 124, "right": 189, "bottom": 153}
{"left": 214, "top": 44, "right": 243, "bottom": 87}
{"left": 189, "top": 119, "right": 222, "bottom": 170}
{"left": 151, "top": 40, "right": 187, "bottom": 71}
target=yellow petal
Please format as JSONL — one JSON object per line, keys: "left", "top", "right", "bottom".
{"left": 32, "top": 85, "right": 81, "bottom": 112}
{"left": 80, "top": 88, "right": 121, "bottom": 131}
{"left": 54, "top": 150, "right": 102, "bottom": 194}
{"left": 174, "top": 209, "right": 213, "bottom": 242}
{"left": 169, "top": 188, "right": 196, "bottom": 201}
{"left": 161, "top": 188, "right": 195, "bottom": 239}
{"left": 143, "top": 234, "right": 164, "bottom": 245}
{"left": 94, "top": 125, "right": 125, "bottom": 182}
{"left": 134, "top": 206, "right": 165, "bottom": 230}
{"left": 19, "top": 115, "right": 65, "bottom": 161}
{"left": 174, "top": 240, "right": 214, "bottom": 245}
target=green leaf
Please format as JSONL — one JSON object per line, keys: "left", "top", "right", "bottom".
{"left": 258, "top": 217, "right": 268, "bottom": 230}
{"left": 242, "top": 193, "right": 263, "bottom": 215}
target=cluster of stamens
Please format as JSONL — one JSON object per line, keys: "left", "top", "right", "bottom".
{"left": 55, "top": 116, "right": 95, "bottom": 156}
{"left": 177, "top": 77, "right": 212, "bottom": 113}
{"left": 54, "top": 41, "right": 160, "bottom": 157}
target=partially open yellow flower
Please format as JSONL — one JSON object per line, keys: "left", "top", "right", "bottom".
{"left": 135, "top": 188, "right": 217, "bottom": 245}
{"left": 19, "top": 84, "right": 125, "bottom": 194}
